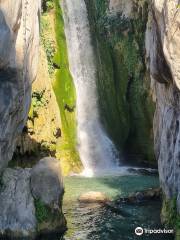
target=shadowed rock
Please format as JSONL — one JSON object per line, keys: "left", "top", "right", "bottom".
{"left": 0, "top": 168, "right": 36, "bottom": 238}
{"left": 31, "top": 157, "right": 64, "bottom": 205}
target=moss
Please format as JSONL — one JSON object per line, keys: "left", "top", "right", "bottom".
{"left": 39, "top": 0, "right": 82, "bottom": 174}
{"left": 96, "top": 38, "right": 130, "bottom": 148}
{"left": 161, "top": 196, "right": 180, "bottom": 238}
{"left": 85, "top": 0, "right": 155, "bottom": 162}
{"left": 52, "top": 0, "right": 82, "bottom": 174}
{"left": 162, "top": 197, "right": 180, "bottom": 227}
{"left": 40, "top": 16, "right": 56, "bottom": 75}
{"left": 42, "top": 0, "right": 54, "bottom": 12}
{"left": 34, "top": 199, "right": 50, "bottom": 224}
{"left": 34, "top": 198, "right": 66, "bottom": 233}
{"left": 29, "top": 90, "right": 47, "bottom": 121}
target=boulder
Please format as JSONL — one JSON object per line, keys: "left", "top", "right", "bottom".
{"left": 78, "top": 191, "right": 109, "bottom": 203}
{"left": 0, "top": 158, "right": 66, "bottom": 239}
{"left": 30, "top": 157, "right": 66, "bottom": 235}
{"left": 30, "top": 157, "right": 64, "bottom": 205}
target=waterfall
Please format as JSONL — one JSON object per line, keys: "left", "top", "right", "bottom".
{"left": 61, "top": 0, "right": 118, "bottom": 177}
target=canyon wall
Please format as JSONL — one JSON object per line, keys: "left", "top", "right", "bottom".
{"left": 0, "top": 0, "right": 40, "bottom": 171}
{"left": 85, "top": 0, "right": 180, "bottom": 231}
{"left": 146, "top": 0, "right": 180, "bottom": 229}
{"left": 85, "top": 0, "right": 155, "bottom": 164}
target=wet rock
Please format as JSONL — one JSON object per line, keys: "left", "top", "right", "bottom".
{"left": 115, "top": 188, "right": 161, "bottom": 204}
{"left": 31, "top": 157, "right": 64, "bottom": 205}
{"left": 128, "top": 168, "right": 158, "bottom": 176}
{"left": 135, "top": 192, "right": 144, "bottom": 202}
{"left": 109, "top": 0, "right": 133, "bottom": 18}
{"left": 78, "top": 191, "right": 109, "bottom": 203}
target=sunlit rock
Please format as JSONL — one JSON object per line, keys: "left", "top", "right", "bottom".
{"left": 78, "top": 191, "right": 109, "bottom": 203}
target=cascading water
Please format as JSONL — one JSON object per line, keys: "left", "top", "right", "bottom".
{"left": 61, "top": 0, "right": 118, "bottom": 177}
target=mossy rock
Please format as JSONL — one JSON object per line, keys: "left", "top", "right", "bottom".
{"left": 161, "top": 196, "right": 180, "bottom": 237}
{"left": 84, "top": 0, "right": 155, "bottom": 163}
{"left": 34, "top": 199, "right": 67, "bottom": 234}
{"left": 40, "top": 0, "right": 82, "bottom": 174}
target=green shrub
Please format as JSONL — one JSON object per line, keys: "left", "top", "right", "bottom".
{"left": 42, "top": 0, "right": 54, "bottom": 12}
{"left": 29, "top": 90, "right": 47, "bottom": 120}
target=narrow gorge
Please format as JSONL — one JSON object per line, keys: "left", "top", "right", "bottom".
{"left": 0, "top": 0, "right": 179, "bottom": 239}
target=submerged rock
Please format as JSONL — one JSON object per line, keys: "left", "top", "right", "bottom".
{"left": 128, "top": 168, "right": 158, "bottom": 176}
{"left": 78, "top": 191, "right": 109, "bottom": 203}
{"left": 115, "top": 188, "right": 161, "bottom": 204}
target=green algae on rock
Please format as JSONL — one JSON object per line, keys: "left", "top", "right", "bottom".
{"left": 52, "top": 0, "right": 82, "bottom": 175}
{"left": 85, "top": 0, "right": 155, "bottom": 164}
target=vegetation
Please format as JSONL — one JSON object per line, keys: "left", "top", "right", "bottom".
{"left": 53, "top": 0, "right": 82, "bottom": 174}
{"left": 40, "top": 0, "right": 82, "bottom": 174}
{"left": 42, "top": 0, "right": 54, "bottom": 12}
{"left": 29, "top": 90, "right": 47, "bottom": 120}
{"left": 162, "top": 197, "right": 180, "bottom": 226}
{"left": 161, "top": 196, "right": 180, "bottom": 238}
{"left": 85, "top": 0, "right": 155, "bottom": 163}
{"left": 34, "top": 198, "right": 64, "bottom": 231}
{"left": 40, "top": 17, "right": 56, "bottom": 75}
{"left": 34, "top": 199, "right": 50, "bottom": 224}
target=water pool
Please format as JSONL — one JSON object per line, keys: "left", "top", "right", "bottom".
{"left": 62, "top": 175, "right": 174, "bottom": 240}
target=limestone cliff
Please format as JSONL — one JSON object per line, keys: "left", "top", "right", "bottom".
{"left": 146, "top": 0, "right": 180, "bottom": 232}
{"left": 0, "top": 0, "right": 40, "bottom": 171}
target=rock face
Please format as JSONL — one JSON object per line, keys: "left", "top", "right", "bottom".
{"left": 109, "top": 0, "right": 133, "bottom": 17}
{"left": 0, "top": 168, "right": 36, "bottom": 238}
{"left": 0, "top": 0, "right": 40, "bottom": 171}
{"left": 146, "top": 0, "right": 180, "bottom": 216}
{"left": 14, "top": 46, "right": 62, "bottom": 157}
{"left": 0, "top": 158, "right": 66, "bottom": 239}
